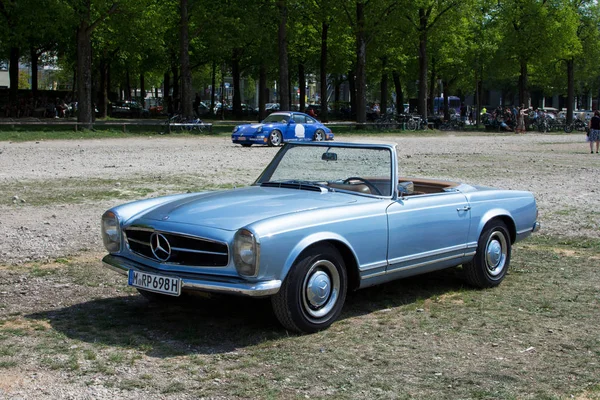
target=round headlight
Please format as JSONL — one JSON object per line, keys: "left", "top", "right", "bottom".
{"left": 257, "top": 126, "right": 263, "bottom": 133}
{"left": 101, "top": 211, "right": 121, "bottom": 253}
{"left": 233, "top": 229, "right": 260, "bottom": 277}
{"left": 232, "top": 126, "right": 239, "bottom": 133}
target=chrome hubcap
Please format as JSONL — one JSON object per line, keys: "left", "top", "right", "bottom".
{"left": 270, "top": 132, "right": 281, "bottom": 145}
{"left": 306, "top": 271, "right": 330, "bottom": 308}
{"left": 485, "top": 231, "right": 507, "bottom": 277}
{"left": 302, "top": 260, "right": 339, "bottom": 319}
{"left": 315, "top": 131, "right": 324, "bottom": 141}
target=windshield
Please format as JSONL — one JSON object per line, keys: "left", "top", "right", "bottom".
{"left": 262, "top": 113, "right": 290, "bottom": 124}
{"left": 255, "top": 144, "right": 394, "bottom": 197}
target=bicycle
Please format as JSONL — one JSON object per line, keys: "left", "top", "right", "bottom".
{"left": 405, "top": 114, "right": 427, "bottom": 131}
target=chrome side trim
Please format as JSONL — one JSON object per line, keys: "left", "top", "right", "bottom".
{"left": 387, "top": 244, "right": 467, "bottom": 265}
{"left": 360, "top": 251, "right": 477, "bottom": 280}
{"left": 102, "top": 254, "right": 280, "bottom": 297}
{"left": 387, "top": 253, "right": 466, "bottom": 274}
{"left": 360, "top": 260, "right": 389, "bottom": 272}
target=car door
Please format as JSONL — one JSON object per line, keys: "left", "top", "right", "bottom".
{"left": 287, "top": 114, "right": 309, "bottom": 142}
{"left": 303, "top": 115, "right": 319, "bottom": 140}
{"left": 385, "top": 191, "right": 471, "bottom": 274}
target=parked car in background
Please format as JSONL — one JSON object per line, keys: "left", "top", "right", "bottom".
{"left": 101, "top": 141, "right": 540, "bottom": 333}
{"left": 110, "top": 100, "right": 149, "bottom": 118}
{"left": 254, "top": 103, "right": 280, "bottom": 115}
{"left": 232, "top": 111, "right": 334, "bottom": 147}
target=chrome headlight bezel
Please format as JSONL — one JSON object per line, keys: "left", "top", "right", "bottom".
{"left": 256, "top": 126, "right": 263, "bottom": 133}
{"left": 101, "top": 211, "right": 121, "bottom": 253}
{"left": 232, "top": 126, "right": 239, "bottom": 133}
{"left": 233, "top": 228, "right": 260, "bottom": 277}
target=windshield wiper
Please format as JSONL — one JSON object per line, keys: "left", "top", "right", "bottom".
{"left": 261, "top": 180, "right": 333, "bottom": 192}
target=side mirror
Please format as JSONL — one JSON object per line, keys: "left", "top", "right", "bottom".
{"left": 322, "top": 152, "right": 337, "bottom": 161}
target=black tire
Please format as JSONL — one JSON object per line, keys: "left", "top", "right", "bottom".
{"left": 406, "top": 119, "right": 418, "bottom": 131}
{"left": 564, "top": 124, "right": 573, "bottom": 133}
{"left": 463, "top": 221, "right": 511, "bottom": 288}
{"left": 271, "top": 243, "right": 347, "bottom": 333}
{"left": 241, "top": 143, "right": 252, "bottom": 147}
{"left": 268, "top": 130, "right": 283, "bottom": 147}
{"left": 314, "top": 129, "right": 325, "bottom": 141}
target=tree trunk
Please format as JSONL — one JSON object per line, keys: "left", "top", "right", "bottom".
{"left": 180, "top": 0, "right": 193, "bottom": 119}
{"left": 348, "top": 69, "right": 356, "bottom": 120}
{"left": 518, "top": 59, "right": 528, "bottom": 107}
{"left": 9, "top": 47, "right": 19, "bottom": 103}
{"left": 566, "top": 58, "right": 574, "bottom": 125}
{"left": 299, "top": 62, "right": 306, "bottom": 112}
{"left": 380, "top": 58, "right": 388, "bottom": 115}
{"left": 30, "top": 47, "right": 39, "bottom": 99}
{"left": 211, "top": 61, "right": 216, "bottom": 116}
{"left": 418, "top": 8, "right": 428, "bottom": 119}
{"left": 392, "top": 71, "right": 403, "bottom": 115}
{"left": 140, "top": 72, "right": 145, "bottom": 108}
{"left": 320, "top": 20, "right": 329, "bottom": 122}
{"left": 355, "top": 1, "right": 366, "bottom": 123}
{"left": 172, "top": 63, "right": 180, "bottom": 111}
{"left": 76, "top": 25, "right": 93, "bottom": 127}
{"left": 99, "top": 57, "right": 108, "bottom": 118}
{"left": 125, "top": 69, "right": 131, "bottom": 100}
{"left": 232, "top": 48, "right": 241, "bottom": 118}
{"left": 259, "top": 63, "right": 267, "bottom": 121}
{"left": 277, "top": 0, "right": 290, "bottom": 110}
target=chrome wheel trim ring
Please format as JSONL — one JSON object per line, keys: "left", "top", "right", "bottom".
{"left": 301, "top": 260, "right": 340, "bottom": 319}
{"left": 485, "top": 230, "right": 507, "bottom": 277}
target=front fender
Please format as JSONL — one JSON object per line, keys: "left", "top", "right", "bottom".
{"left": 278, "top": 231, "right": 359, "bottom": 282}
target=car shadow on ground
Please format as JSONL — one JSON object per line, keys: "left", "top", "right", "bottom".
{"left": 26, "top": 268, "right": 469, "bottom": 357}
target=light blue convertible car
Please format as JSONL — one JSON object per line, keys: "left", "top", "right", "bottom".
{"left": 231, "top": 111, "right": 334, "bottom": 147}
{"left": 101, "top": 142, "right": 540, "bottom": 333}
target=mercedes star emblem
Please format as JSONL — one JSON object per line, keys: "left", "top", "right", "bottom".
{"left": 150, "top": 232, "right": 172, "bottom": 262}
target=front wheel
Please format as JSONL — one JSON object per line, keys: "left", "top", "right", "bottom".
{"left": 463, "top": 221, "right": 512, "bottom": 288}
{"left": 272, "top": 244, "right": 347, "bottom": 333}
{"left": 406, "top": 119, "right": 418, "bottom": 131}
{"left": 268, "top": 130, "right": 283, "bottom": 147}
{"left": 564, "top": 124, "right": 573, "bottom": 133}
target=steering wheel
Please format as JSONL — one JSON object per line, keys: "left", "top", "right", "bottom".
{"left": 342, "top": 177, "right": 382, "bottom": 195}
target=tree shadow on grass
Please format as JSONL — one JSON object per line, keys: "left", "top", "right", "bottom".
{"left": 26, "top": 267, "right": 471, "bottom": 357}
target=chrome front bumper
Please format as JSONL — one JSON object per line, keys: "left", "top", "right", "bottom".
{"left": 102, "top": 254, "right": 281, "bottom": 297}
{"left": 532, "top": 221, "right": 541, "bottom": 233}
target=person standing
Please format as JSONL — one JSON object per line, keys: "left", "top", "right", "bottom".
{"left": 516, "top": 104, "right": 527, "bottom": 133}
{"left": 587, "top": 110, "right": 600, "bottom": 153}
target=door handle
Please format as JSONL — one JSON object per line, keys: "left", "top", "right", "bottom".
{"left": 457, "top": 206, "right": 471, "bottom": 212}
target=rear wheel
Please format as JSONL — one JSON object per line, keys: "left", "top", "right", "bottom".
{"left": 272, "top": 244, "right": 347, "bottom": 333}
{"left": 564, "top": 124, "right": 573, "bottom": 133}
{"left": 463, "top": 221, "right": 511, "bottom": 288}
{"left": 268, "top": 130, "right": 283, "bottom": 147}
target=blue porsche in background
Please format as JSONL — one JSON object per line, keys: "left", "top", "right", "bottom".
{"left": 232, "top": 111, "right": 334, "bottom": 147}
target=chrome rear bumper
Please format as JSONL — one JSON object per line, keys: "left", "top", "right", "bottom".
{"left": 102, "top": 254, "right": 281, "bottom": 297}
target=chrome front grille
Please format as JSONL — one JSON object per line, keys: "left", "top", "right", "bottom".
{"left": 124, "top": 228, "right": 229, "bottom": 267}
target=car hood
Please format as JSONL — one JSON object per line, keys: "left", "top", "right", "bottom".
{"left": 134, "top": 186, "right": 359, "bottom": 231}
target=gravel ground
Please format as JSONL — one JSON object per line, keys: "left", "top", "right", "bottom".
{"left": 0, "top": 132, "right": 599, "bottom": 399}
{"left": 0, "top": 132, "right": 598, "bottom": 265}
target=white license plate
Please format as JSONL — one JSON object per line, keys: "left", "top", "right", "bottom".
{"left": 128, "top": 270, "right": 181, "bottom": 296}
